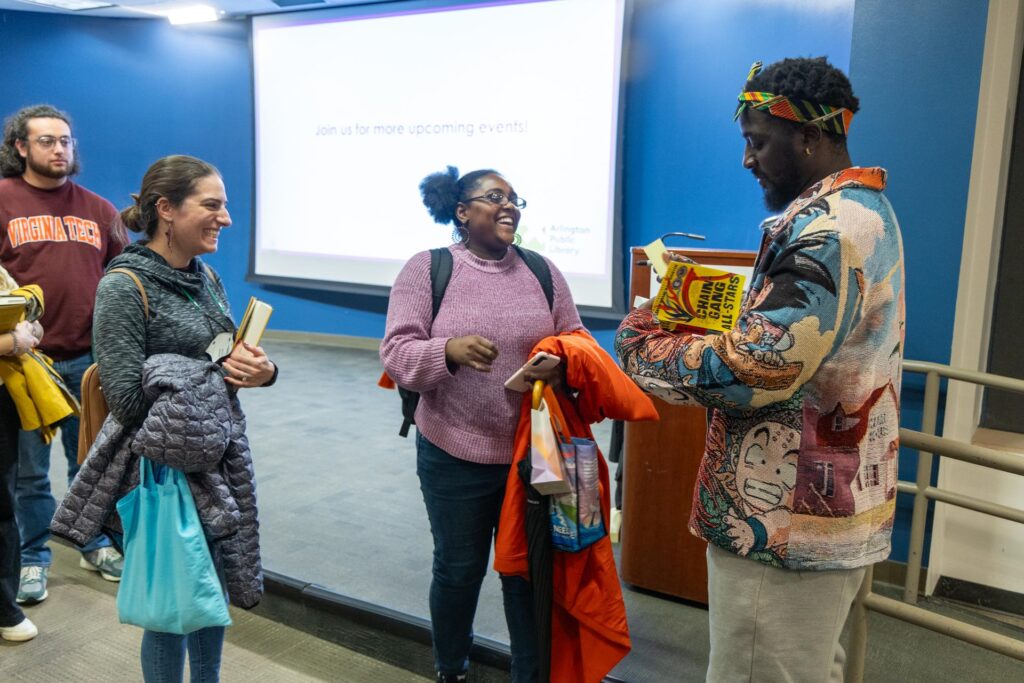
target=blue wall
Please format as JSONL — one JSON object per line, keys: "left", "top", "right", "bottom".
{"left": 849, "top": 0, "right": 988, "bottom": 366}
{"left": 848, "top": 0, "right": 989, "bottom": 563}
{"left": 0, "top": 14, "right": 252, "bottom": 284}
{"left": 621, "top": 0, "right": 853, "bottom": 254}
{"left": 0, "top": 0, "right": 993, "bottom": 564}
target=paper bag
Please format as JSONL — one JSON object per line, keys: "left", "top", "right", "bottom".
{"left": 530, "top": 397, "right": 571, "bottom": 495}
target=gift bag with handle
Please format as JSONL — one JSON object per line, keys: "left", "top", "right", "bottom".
{"left": 550, "top": 436, "right": 607, "bottom": 552}
{"left": 530, "top": 393, "right": 572, "bottom": 495}
{"left": 537, "top": 385, "right": 607, "bottom": 552}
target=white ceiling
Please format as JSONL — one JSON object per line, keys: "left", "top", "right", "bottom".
{"left": 0, "top": 0, "right": 376, "bottom": 20}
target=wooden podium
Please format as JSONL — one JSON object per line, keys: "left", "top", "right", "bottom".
{"left": 620, "top": 246, "right": 757, "bottom": 604}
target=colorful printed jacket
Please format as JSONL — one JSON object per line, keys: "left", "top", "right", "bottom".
{"left": 616, "top": 167, "right": 905, "bottom": 570}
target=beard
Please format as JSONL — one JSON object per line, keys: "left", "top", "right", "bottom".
{"left": 762, "top": 182, "right": 799, "bottom": 212}
{"left": 26, "top": 153, "right": 72, "bottom": 180}
{"left": 760, "top": 147, "right": 805, "bottom": 212}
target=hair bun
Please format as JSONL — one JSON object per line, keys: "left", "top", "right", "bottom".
{"left": 419, "top": 165, "right": 461, "bottom": 225}
{"left": 120, "top": 204, "right": 144, "bottom": 234}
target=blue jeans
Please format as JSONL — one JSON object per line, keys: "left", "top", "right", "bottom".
{"left": 416, "top": 432, "right": 539, "bottom": 682}
{"left": 141, "top": 626, "right": 225, "bottom": 683}
{"left": 16, "top": 351, "right": 112, "bottom": 566}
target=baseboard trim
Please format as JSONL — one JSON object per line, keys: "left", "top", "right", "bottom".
{"left": 256, "top": 571, "right": 634, "bottom": 682}
{"left": 256, "top": 570, "right": 510, "bottom": 680}
{"left": 932, "top": 575, "right": 1024, "bottom": 617}
{"left": 262, "top": 329, "right": 380, "bottom": 351}
{"left": 871, "top": 558, "right": 929, "bottom": 592}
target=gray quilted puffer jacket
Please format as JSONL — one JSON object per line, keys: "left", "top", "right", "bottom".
{"left": 51, "top": 353, "right": 262, "bottom": 609}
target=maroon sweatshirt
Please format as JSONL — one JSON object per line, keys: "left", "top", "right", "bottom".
{"left": 0, "top": 176, "right": 124, "bottom": 360}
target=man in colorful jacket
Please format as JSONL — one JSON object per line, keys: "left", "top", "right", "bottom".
{"left": 616, "top": 57, "right": 904, "bottom": 681}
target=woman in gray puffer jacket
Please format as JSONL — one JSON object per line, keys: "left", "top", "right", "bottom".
{"left": 60, "top": 155, "right": 277, "bottom": 683}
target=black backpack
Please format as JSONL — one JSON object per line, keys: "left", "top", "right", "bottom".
{"left": 397, "top": 245, "right": 555, "bottom": 437}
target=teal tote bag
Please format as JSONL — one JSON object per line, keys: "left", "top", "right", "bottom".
{"left": 116, "top": 457, "right": 232, "bottom": 634}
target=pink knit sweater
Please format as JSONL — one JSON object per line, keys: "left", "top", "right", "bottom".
{"left": 381, "top": 243, "right": 584, "bottom": 464}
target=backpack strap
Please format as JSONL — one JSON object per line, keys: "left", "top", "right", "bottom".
{"left": 512, "top": 245, "right": 554, "bottom": 311}
{"left": 397, "top": 248, "right": 453, "bottom": 438}
{"left": 107, "top": 268, "right": 149, "bottom": 321}
{"left": 429, "top": 247, "right": 453, "bottom": 321}
{"left": 427, "top": 246, "right": 553, "bottom": 317}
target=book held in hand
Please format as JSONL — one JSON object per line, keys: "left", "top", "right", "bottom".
{"left": 235, "top": 297, "right": 273, "bottom": 347}
{"left": 651, "top": 261, "right": 746, "bottom": 334}
{"left": 0, "top": 295, "right": 28, "bottom": 333}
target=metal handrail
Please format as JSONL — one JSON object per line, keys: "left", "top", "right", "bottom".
{"left": 900, "top": 429, "right": 1024, "bottom": 476}
{"left": 845, "top": 360, "right": 1024, "bottom": 682}
{"left": 903, "top": 359, "right": 1024, "bottom": 394}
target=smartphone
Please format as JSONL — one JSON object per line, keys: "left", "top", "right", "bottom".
{"left": 504, "top": 352, "right": 561, "bottom": 393}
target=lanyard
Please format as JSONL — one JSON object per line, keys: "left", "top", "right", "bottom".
{"left": 178, "top": 279, "right": 232, "bottom": 334}
{"left": 181, "top": 281, "right": 227, "bottom": 316}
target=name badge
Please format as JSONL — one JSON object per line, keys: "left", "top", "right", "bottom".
{"left": 205, "top": 332, "right": 234, "bottom": 362}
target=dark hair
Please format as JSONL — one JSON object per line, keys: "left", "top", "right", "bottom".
{"left": 745, "top": 57, "right": 859, "bottom": 143}
{"left": 419, "top": 166, "right": 500, "bottom": 240}
{"left": 0, "top": 104, "right": 81, "bottom": 177}
{"left": 121, "top": 155, "right": 220, "bottom": 238}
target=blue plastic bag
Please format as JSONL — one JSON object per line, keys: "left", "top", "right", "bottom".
{"left": 116, "top": 457, "right": 231, "bottom": 634}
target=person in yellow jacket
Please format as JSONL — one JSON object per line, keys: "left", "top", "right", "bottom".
{"left": 0, "top": 265, "right": 44, "bottom": 642}
{"left": 0, "top": 284, "right": 77, "bottom": 443}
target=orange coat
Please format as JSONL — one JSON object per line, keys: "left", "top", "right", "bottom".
{"left": 495, "top": 331, "right": 658, "bottom": 682}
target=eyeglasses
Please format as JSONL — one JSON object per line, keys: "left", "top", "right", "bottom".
{"left": 463, "top": 191, "right": 527, "bottom": 209}
{"left": 24, "top": 136, "right": 77, "bottom": 150}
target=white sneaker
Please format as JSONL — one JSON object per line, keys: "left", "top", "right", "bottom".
{"left": 0, "top": 617, "right": 38, "bottom": 642}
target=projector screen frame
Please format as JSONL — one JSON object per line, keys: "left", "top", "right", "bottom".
{"left": 246, "top": 0, "right": 632, "bottom": 319}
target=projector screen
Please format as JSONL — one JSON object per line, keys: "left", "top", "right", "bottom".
{"left": 252, "top": 0, "right": 626, "bottom": 311}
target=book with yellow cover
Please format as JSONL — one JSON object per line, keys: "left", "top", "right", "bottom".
{"left": 234, "top": 297, "right": 273, "bottom": 347}
{"left": 651, "top": 261, "right": 746, "bottom": 334}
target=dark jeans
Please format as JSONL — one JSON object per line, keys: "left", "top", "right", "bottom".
{"left": 416, "top": 432, "right": 539, "bottom": 682}
{"left": 0, "top": 387, "right": 25, "bottom": 627}
{"left": 141, "top": 627, "right": 226, "bottom": 683}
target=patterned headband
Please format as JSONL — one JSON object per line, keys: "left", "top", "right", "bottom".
{"left": 733, "top": 61, "right": 853, "bottom": 136}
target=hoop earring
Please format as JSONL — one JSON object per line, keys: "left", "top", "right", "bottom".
{"left": 804, "top": 148, "right": 813, "bottom": 156}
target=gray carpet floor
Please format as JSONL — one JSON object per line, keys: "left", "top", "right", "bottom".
{"left": 30, "top": 339, "right": 1024, "bottom": 681}
{"left": 0, "top": 544, "right": 429, "bottom": 682}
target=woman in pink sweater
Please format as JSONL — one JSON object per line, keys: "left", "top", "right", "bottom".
{"left": 381, "top": 166, "right": 583, "bottom": 683}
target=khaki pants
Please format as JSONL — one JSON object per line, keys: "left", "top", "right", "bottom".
{"left": 706, "top": 545, "right": 867, "bottom": 682}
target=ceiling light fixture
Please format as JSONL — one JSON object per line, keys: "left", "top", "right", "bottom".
{"left": 163, "top": 4, "right": 220, "bottom": 25}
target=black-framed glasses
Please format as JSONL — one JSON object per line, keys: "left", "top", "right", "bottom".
{"left": 463, "top": 191, "right": 527, "bottom": 209}
{"left": 24, "top": 136, "right": 76, "bottom": 150}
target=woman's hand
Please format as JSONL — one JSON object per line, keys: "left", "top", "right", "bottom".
{"left": 445, "top": 335, "right": 498, "bottom": 372}
{"left": 223, "top": 342, "right": 276, "bottom": 388}
{"left": 523, "top": 361, "right": 567, "bottom": 392}
{"left": 8, "top": 321, "right": 40, "bottom": 356}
